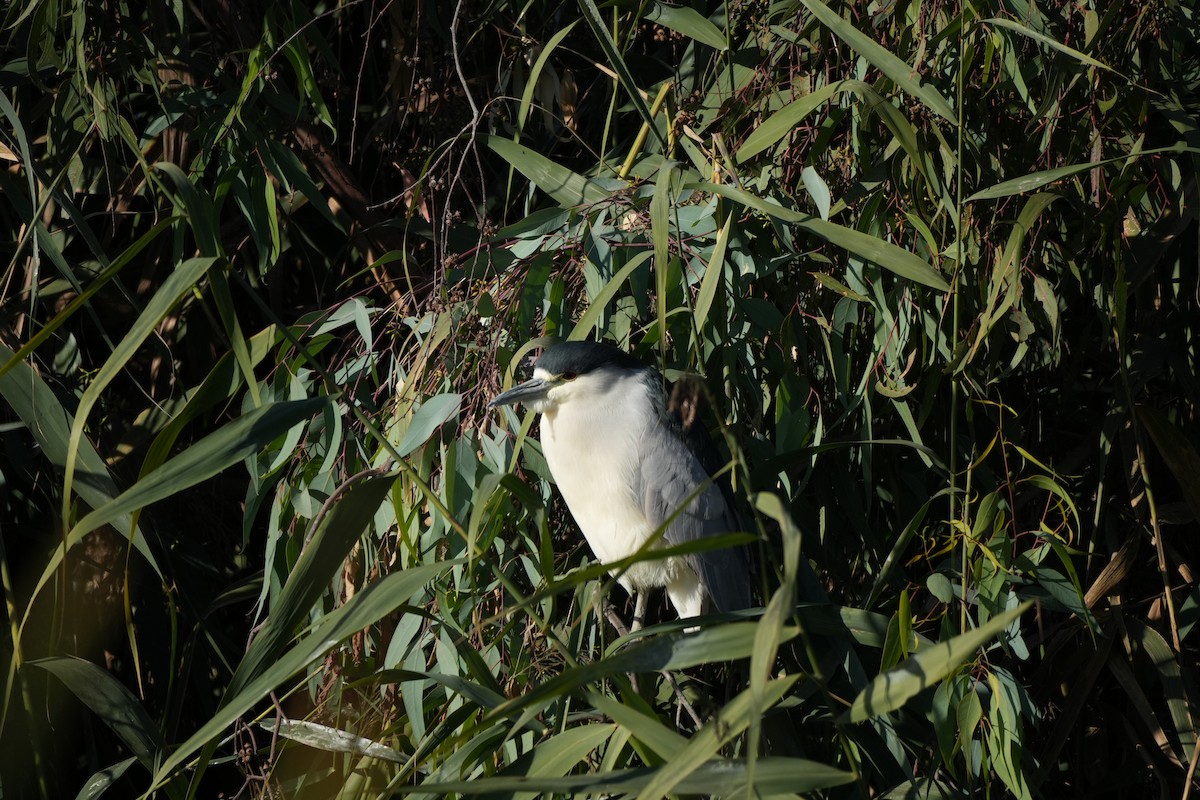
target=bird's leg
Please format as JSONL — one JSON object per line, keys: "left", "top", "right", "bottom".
{"left": 631, "top": 590, "right": 648, "bottom": 633}
{"left": 598, "top": 595, "right": 641, "bottom": 693}
{"left": 603, "top": 600, "right": 631, "bottom": 638}
{"left": 662, "top": 670, "right": 704, "bottom": 729}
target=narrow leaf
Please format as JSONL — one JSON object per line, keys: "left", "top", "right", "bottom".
{"left": 228, "top": 473, "right": 395, "bottom": 697}
{"left": 799, "top": 0, "right": 956, "bottom": 123}
{"left": 149, "top": 561, "right": 457, "bottom": 790}
{"left": 846, "top": 601, "right": 1033, "bottom": 722}
{"left": 488, "top": 136, "right": 616, "bottom": 207}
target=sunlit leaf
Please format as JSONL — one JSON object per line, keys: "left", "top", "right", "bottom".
{"left": 846, "top": 601, "right": 1033, "bottom": 722}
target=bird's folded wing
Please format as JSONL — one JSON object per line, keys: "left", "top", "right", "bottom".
{"left": 638, "top": 433, "right": 751, "bottom": 612}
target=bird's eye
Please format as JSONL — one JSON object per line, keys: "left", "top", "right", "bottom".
{"left": 562, "top": 371, "right": 578, "bottom": 381}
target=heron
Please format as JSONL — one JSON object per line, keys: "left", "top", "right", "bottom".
{"left": 489, "top": 340, "right": 751, "bottom": 630}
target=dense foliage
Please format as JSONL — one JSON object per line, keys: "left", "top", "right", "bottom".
{"left": 1, "top": 0, "right": 1198, "bottom": 797}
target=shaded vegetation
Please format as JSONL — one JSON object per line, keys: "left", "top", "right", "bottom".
{"left": 1, "top": 0, "right": 1199, "bottom": 797}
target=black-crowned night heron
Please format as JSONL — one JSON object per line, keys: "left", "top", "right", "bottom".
{"left": 489, "top": 341, "right": 751, "bottom": 628}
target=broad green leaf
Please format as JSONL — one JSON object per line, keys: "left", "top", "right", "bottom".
{"left": 802, "top": 165, "right": 832, "bottom": 220}
{"left": 0, "top": 89, "right": 39, "bottom": 225}
{"left": 961, "top": 193, "right": 1062, "bottom": 368}
{"left": 846, "top": 601, "right": 1033, "bottom": 722}
{"left": 1137, "top": 406, "right": 1200, "bottom": 527}
{"left": 571, "top": 250, "right": 655, "bottom": 339}
{"left": 498, "top": 722, "right": 616, "bottom": 787}
{"left": 792, "top": 603, "right": 931, "bottom": 650}
{"left": 76, "top": 758, "right": 137, "bottom": 800}
{"left": 72, "top": 398, "right": 328, "bottom": 542}
{"left": 32, "top": 657, "right": 165, "bottom": 770}
{"left": 487, "top": 621, "right": 790, "bottom": 724}
{"left": 645, "top": 2, "right": 726, "bottom": 50}
{"left": 0, "top": 219, "right": 176, "bottom": 382}
{"left": 799, "top": 216, "right": 949, "bottom": 291}
{"left": 0, "top": 342, "right": 159, "bottom": 573}
{"left": 588, "top": 692, "right": 686, "bottom": 760}
{"left": 812, "top": 271, "right": 870, "bottom": 301}
{"left": 517, "top": 23, "right": 579, "bottom": 132}
{"left": 691, "top": 214, "right": 732, "bottom": 342}
{"left": 634, "top": 676, "right": 801, "bottom": 799}
{"left": 393, "top": 392, "right": 462, "bottom": 458}
{"left": 965, "top": 145, "right": 1194, "bottom": 201}
{"left": 61, "top": 256, "right": 217, "bottom": 520}
{"left": 139, "top": 326, "right": 278, "bottom": 484}
{"left": 488, "top": 136, "right": 616, "bottom": 207}
{"left": 650, "top": 161, "right": 674, "bottom": 347}
{"left": 282, "top": 37, "right": 334, "bottom": 132}
{"left": 1126, "top": 618, "right": 1197, "bottom": 761}
{"left": 153, "top": 166, "right": 221, "bottom": 256}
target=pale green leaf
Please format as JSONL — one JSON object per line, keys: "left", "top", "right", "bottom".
{"left": 394, "top": 393, "right": 462, "bottom": 458}
{"left": 645, "top": 2, "right": 726, "bottom": 50}
{"left": 846, "top": 601, "right": 1033, "bottom": 722}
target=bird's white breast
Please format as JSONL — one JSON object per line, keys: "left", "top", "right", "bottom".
{"left": 540, "top": 374, "right": 683, "bottom": 590}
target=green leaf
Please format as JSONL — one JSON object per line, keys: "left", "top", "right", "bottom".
{"left": 736, "top": 81, "right": 843, "bottom": 161}
{"left": 227, "top": 472, "right": 395, "bottom": 697}
{"left": 488, "top": 136, "right": 616, "bottom": 207}
{"left": 691, "top": 215, "right": 732, "bottom": 343}
{"left": 73, "top": 398, "right": 328, "bottom": 542}
{"left": 76, "top": 758, "right": 137, "bottom": 800}
{"left": 571, "top": 250, "right": 655, "bottom": 339}
{"left": 802, "top": 165, "right": 832, "bottom": 220}
{"left": 1137, "top": 406, "right": 1200, "bottom": 527}
{"left": 799, "top": 215, "right": 949, "bottom": 292}
{"left": 588, "top": 693, "right": 687, "bottom": 760}
{"left": 393, "top": 393, "right": 462, "bottom": 458}
{"left": 846, "top": 601, "right": 1033, "bottom": 722}
{"left": 650, "top": 161, "right": 675, "bottom": 346}
{"left": 799, "top": 0, "right": 956, "bottom": 123}
{"left": 32, "top": 657, "right": 165, "bottom": 770}
{"left": 388, "top": 756, "right": 853, "bottom": 796}
{"left": 0, "top": 219, "right": 176, "bottom": 382}
{"left": 964, "top": 145, "right": 1194, "bottom": 201}
{"left": 21, "top": 398, "right": 328, "bottom": 642}
{"left": 986, "top": 17, "right": 1118, "bottom": 73}
{"left": 61, "top": 256, "right": 218, "bottom": 521}
{"left": 260, "top": 717, "right": 406, "bottom": 762}
{"left": 498, "top": 722, "right": 616, "bottom": 782}
{"left": 148, "top": 561, "right": 457, "bottom": 790}
{"left": 516, "top": 23, "right": 579, "bottom": 132}
{"left": 577, "top": 0, "right": 664, "bottom": 146}
{"left": 644, "top": 2, "right": 726, "bottom": 50}
{"left": 0, "top": 342, "right": 160, "bottom": 574}
{"left": 690, "top": 182, "right": 949, "bottom": 290}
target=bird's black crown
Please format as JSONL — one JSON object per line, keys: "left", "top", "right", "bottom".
{"left": 535, "top": 341, "right": 647, "bottom": 376}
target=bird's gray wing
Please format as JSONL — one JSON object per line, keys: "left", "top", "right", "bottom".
{"left": 638, "top": 429, "right": 751, "bottom": 612}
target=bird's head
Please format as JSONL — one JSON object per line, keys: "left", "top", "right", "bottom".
{"left": 488, "top": 341, "right": 648, "bottom": 415}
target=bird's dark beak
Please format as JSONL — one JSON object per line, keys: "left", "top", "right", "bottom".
{"left": 488, "top": 376, "right": 551, "bottom": 409}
